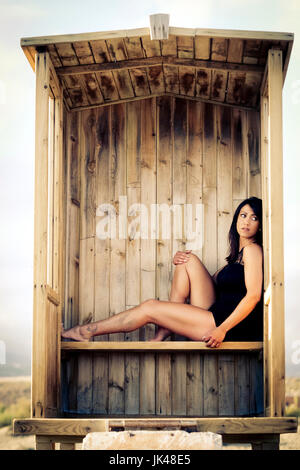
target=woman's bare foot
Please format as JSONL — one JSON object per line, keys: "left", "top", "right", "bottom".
{"left": 152, "top": 327, "right": 172, "bottom": 342}
{"left": 61, "top": 324, "right": 91, "bottom": 342}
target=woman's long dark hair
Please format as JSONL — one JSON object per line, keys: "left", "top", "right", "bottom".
{"left": 225, "top": 197, "right": 262, "bottom": 264}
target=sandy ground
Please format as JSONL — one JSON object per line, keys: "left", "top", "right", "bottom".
{"left": 0, "top": 426, "right": 35, "bottom": 450}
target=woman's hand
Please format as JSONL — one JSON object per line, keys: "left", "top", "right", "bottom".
{"left": 173, "top": 250, "right": 192, "bottom": 265}
{"left": 202, "top": 326, "right": 226, "bottom": 348}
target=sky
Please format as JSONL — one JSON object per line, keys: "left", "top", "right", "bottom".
{"left": 0, "top": 0, "right": 299, "bottom": 376}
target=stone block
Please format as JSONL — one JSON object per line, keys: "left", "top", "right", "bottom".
{"left": 82, "top": 430, "right": 222, "bottom": 450}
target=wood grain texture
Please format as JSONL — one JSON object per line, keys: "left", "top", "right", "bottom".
{"left": 196, "top": 69, "right": 211, "bottom": 100}
{"left": 260, "top": 95, "right": 270, "bottom": 414}
{"left": 77, "top": 109, "right": 97, "bottom": 413}
{"left": 186, "top": 353, "right": 203, "bottom": 416}
{"left": 125, "top": 101, "right": 141, "bottom": 414}
{"left": 93, "top": 106, "right": 111, "bottom": 414}
{"left": 227, "top": 39, "right": 244, "bottom": 63}
{"left": 217, "top": 106, "right": 232, "bottom": 267}
{"left": 156, "top": 96, "right": 173, "bottom": 415}
{"left": 61, "top": 342, "right": 263, "bottom": 351}
{"left": 61, "top": 97, "right": 265, "bottom": 418}
{"left": 203, "top": 354, "right": 219, "bottom": 416}
{"left": 202, "top": 103, "right": 217, "bottom": 275}
{"left": 177, "top": 36, "right": 194, "bottom": 59}
{"left": 171, "top": 97, "right": 188, "bottom": 405}
{"left": 22, "top": 28, "right": 293, "bottom": 115}
{"left": 141, "top": 36, "right": 161, "bottom": 58}
{"left": 45, "top": 297, "right": 60, "bottom": 417}
{"left": 14, "top": 417, "right": 298, "bottom": 436}
{"left": 267, "top": 49, "right": 285, "bottom": 417}
{"left": 218, "top": 353, "right": 235, "bottom": 416}
{"left": 164, "top": 65, "right": 179, "bottom": 94}
{"left": 21, "top": 27, "right": 294, "bottom": 49}
{"left": 186, "top": 100, "right": 203, "bottom": 256}
{"left": 130, "top": 68, "right": 150, "bottom": 97}
{"left": 108, "top": 104, "right": 126, "bottom": 414}
{"left": 62, "top": 110, "right": 80, "bottom": 415}
{"left": 139, "top": 98, "right": 156, "bottom": 413}
{"left": 89, "top": 40, "right": 110, "bottom": 63}
{"left": 179, "top": 67, "right": 195, "bottom": 97}
{"left": 195, "top": 36, "right": 210, "bottom": 60}
{"left": 148, "top": 65, "right": 165, "bottom": 94}
{"left": 73, "top": 41, "right": 94, "bottom": 65}
{"left": 47, "top": 97, "right": 55, "bottom": 287}
{"left": 232, "top": 108, "right": 247, "bottom": 201}
{"left": 32, "top": 51, "right": 50, "bottom": 418}
{"left": 234, "top": 355, "right": 250, "bottom": 416}
{"left": 247, "top": 110, "right": 261, "bottom": 197}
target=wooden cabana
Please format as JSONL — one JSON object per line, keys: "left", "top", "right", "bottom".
{"left": 14, "top": 24, "right": 298, "bottom": 449}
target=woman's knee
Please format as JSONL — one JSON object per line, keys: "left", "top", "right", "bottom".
{"left": 186, "top": 253, "right": 202, "bottom": 265}
{"left": 140, "top": 299, "right": 159, "bottom": 322}
{"left": 178, "top": 253, "right": 203, "bottom": 271}
{"left": 174, "top": 253, "right": 200, "bottom": 270}
{"left": 185, "top": 253, "right": 213, "bottom": 278}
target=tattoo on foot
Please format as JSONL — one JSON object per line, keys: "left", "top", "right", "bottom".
{"left": 86, "top": 325, "right": 97, "bottom": 333}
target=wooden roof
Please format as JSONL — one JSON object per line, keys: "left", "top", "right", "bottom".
{"left": 21, "top": 26, "right": 294, "bottom": 112}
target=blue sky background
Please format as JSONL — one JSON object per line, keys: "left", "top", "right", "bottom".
{"left": 0, "top": 0, "right": 299, "bottom": 376}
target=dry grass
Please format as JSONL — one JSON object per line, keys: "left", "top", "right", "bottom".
{"left": 0, "top": 377, "right": 33, "bottom": 450}
{"left": 0, "top": 377, "right": 31, "bottom": 428}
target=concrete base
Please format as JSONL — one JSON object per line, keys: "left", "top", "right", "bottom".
{"left": 82, "top": 430, "right": 222, "bottom": 450}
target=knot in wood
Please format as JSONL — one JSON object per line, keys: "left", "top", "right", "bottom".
{"left": 87, "top": 160, "right": 96, "bottom": 173}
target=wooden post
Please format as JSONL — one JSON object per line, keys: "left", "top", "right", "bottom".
{"left": 260, "top": 94, "right": 270, "bottom": 415}
{"left": 32, "top": 51, "right": 64, "bottom": 418}
{"left": 53, "top": 83, "right": 64, "bottom": 415}
{"left": 267, "top": 49, "right": 285, "bottom": 417}
{"left": 59, "top": 442, "right": 76, "bottom": 450}
{"left": 250, "top": 434, "right": 280, "bottom": 450}
{"left": 32, "top": 51, "right": 50, "bottom": 418}
{"left": 35, "top": 436, "right": 56, "bottom": 450}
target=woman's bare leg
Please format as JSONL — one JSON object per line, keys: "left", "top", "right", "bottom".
{"left": 61, "top": 298, "right": 216, "bottom": 342}
{"left": 61, "top": 253, "right": 217, "bottom": 342}
{"left": 152, "top": 257, "right": 191, "bottom": 341}
{"left": 153, "top": 253, "right": 217, "bottom": 341}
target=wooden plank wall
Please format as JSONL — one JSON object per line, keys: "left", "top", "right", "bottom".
{"left": 62, "top": 350, "right": 263, "bottom": 417}
{"left": 62, "top": 96, "right": 262, "bottom": 416}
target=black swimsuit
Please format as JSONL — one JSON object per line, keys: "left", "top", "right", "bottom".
{"left": 209, "top": 247, "right": 263, "bottom": 341}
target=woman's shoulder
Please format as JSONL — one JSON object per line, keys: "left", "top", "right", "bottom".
{"left": 243, "top": 243, "right": 263, "bottom": 254}
{"left": 242, "top": 243, "right": 263, "bottom": 262}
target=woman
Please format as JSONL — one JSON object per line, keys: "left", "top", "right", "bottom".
{"left": 62, "top": 197, "right": 263, "bottom": 348}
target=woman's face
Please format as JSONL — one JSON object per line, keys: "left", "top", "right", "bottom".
{"left": 236, "top": 204, "right": 260, "bottom": 241}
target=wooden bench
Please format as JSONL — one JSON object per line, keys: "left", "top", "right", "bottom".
{"left": 60, "top": 341, "right": 264, "bottom": 352}
{"left": 13, "top": 416, "right": 298, "bottom": 450}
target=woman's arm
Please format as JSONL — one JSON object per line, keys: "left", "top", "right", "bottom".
{"left": 203, "top": 244, "right": 263, "bottom": 347}
{"left": 220, "top": 244, "right": 263, "bottom": 333}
